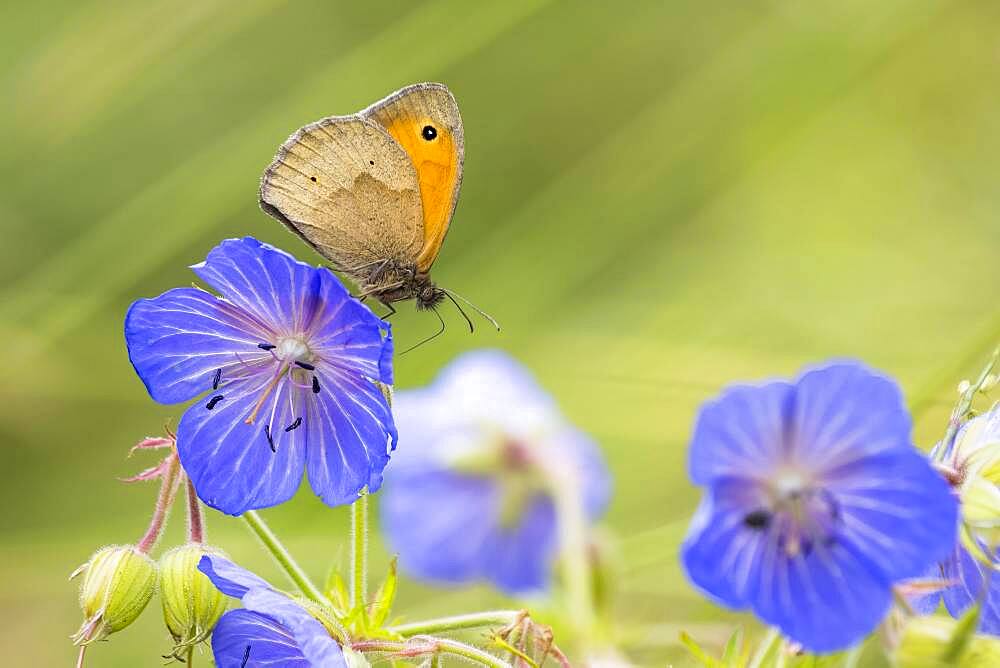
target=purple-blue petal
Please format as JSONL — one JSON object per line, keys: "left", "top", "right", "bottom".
{"left": 941, "top": 546, "right": 1000, "bottom": 635}
{"left": 125, "top": 287, "right": 272, "bottom": 404}
{"left": 484, "top": 496, "right": 559, "bottom": 594}
{"left": 179, "top": 376, "right": 307, "bottom": 516}
{"left": 793, "top": 361, "right": 912, "bottom": 470}
{"left": 191, "top": 237, "right": 318, "bottom": 333}
{"left": 198, "top": 555, "right": 273, "bottom": 598}
{"left": 200, "top": 555, "right": 346, "bottom": 667}
{"left": 307, "top": 267, "right": 393, "bottom": 386}
{"left": 683, "top": 485, "right": 893, "bottom": 653}
{"left": 212, "top": 609, "right": 312, "bottom": 667}
{"left": 305, "top": 368, "right": 394, "bottom": 506}
{"left": 688, "top": 379, "right": 794, "bottom": 485}
{"left": 382, "top": 470, "right": 499, "bottom": 586}
{"left": 830, "top": 449, "right": 957, "bottom": 582}
{"left": 241, "top": 589, "right": 346, "bottom": 667}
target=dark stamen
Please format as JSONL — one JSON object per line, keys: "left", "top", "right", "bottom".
{"left": 206, "top": 395, "right": 224, "bottom": 410}
{"left": 258, "top": 342, "right": 276, "bottom": 351}
{"left": 743, "top": 509, "right": 772, "bottom": 530}
{"left": 264, "top": 425, "right": 275, "bottom": 452}
{"left": 241, "top": 644, "right": 251, "bottom": 668}
{"left": 312, "top": 376, "right": 321, "bottom": 394}
{"left": 284, "top": 417, "right": 302, "bottom": 432}
{"left": 212, "top": 368, "right": 222, "bottom": 390}
{"left": 295, "top": 360, "right": 315, "bottom": 370}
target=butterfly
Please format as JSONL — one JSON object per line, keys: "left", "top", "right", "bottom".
{"left": 259, "top": 83, "right": 496, "bottom": 341}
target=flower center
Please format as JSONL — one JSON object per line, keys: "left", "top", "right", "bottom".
{"left": 275, "top": 336, "right": 312, "bottom": 365}
{"left": 743, "top": 469, "right": 841, "bottom": 558}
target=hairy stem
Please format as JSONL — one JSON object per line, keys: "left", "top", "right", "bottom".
{"left": 353, "top": 637, "right": 512, "bottom": 668}
{"left": 136, "top": 455, "right": 181, "bottom": 554}
{"left": 242, "top": 510, "right": 326, "bottom": 604}
{"left": 351, "top": 489, "right": 369, "bottom": 611}
{"left": 388, "top": 610, "right": 523, "bottom": 636}
{"left": 186, "top": 476, "right": 205, "bottom": 543}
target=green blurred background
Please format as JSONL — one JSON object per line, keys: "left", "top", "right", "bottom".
{"left": 1, "top": 0, "right": 998, "bottom": 665}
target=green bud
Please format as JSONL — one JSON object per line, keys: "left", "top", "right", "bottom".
{"left": 159, "top": 544, "right": 228, "bottom": 654}
{"left": 71, "top": 545, "right": 157, "bottom": 645}
{"left": 896, "top": 609, "right": 1000, "bottom": 668}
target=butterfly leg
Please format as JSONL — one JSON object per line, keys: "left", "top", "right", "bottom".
{"left": 381, "top": 302, "right": 397, "bottom": 321}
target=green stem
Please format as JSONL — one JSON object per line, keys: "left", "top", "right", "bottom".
{"left": 388, "top": 610, "right": 523, "bottom": 636}
{"left": 908, "top": 313, "right": 1000, "bottom": 420}
{"left": 242, "top": 510, "right": 326, "bottom": 604}
{"left": 353, "top": 638, "right": 512, "bottom": 668}
{"left": 548, "top": 465, "right": 596, "bottom": 647}
{"left": 351, "top": 489, "right": 369, "bottom": 611}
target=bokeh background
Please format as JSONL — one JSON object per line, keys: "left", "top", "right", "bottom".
{"left": 2, "top": 0, "right": 999, "bottom": 665}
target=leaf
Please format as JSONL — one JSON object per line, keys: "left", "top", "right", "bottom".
{"left": 942, "top": 604, "right": 980, "bottom": 664}
{"left": 722, "top": 627, "right": 745, "bottom": 667}
{"left": 368, "top": 557, "right": 398, "bottom": 629}
{"left": 326, "top": 571, "right": 351, "bottom": 615}
{"left": 680, "top": 631, "right": 725, "bottom": 668}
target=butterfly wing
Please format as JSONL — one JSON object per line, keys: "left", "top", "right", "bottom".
{"left": 362, "top": 83, "right": 464, "bottom": 274}
{"left": 259, "top": 116, "right": 424, "bottom": 282}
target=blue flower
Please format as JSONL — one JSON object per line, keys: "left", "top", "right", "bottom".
{"left": 125, "top": 237, "right": 395, "bottom": 515}
{"left": 682, "top": 361, "right": 958, "bottom": 653}
{"left": 198, "top": 555, "right": 346, "bottom": 667}
{"left": 913, "top": 405, "right": 1000, "bottom": 634}
{"left": 380, "top": 350, "right": 610, "bottom": 595}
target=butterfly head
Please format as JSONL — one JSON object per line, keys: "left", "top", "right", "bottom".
{"left": 414, "top": 276, "right": 446, "bottom": 311}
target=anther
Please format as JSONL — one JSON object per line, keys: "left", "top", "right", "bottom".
{"left": 212, "top": 368, "right": 222, "bottom": 390}
{"left": 312, "top": 376, "right": 321, "bottom": 394}
{"left": 295, "top": 361, "right": 315, "bottom": 370}
{"left": 743, "top": 509, "right": 772, "bottom": 530}
{"left": 206, "top": 395, "right": 224, "bottom": 410}
{"left": 284, "top": 417, "right": 302, "bottom": 432}
{"left": 264, "top": 425, "right": 275, "bottom": 452}
{"left": 258, "top": 342, "right": 276, "bottom": 351}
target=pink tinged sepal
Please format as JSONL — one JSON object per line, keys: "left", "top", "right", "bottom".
{"left": 120, "top": 434, "right": 177, "bottom": 484}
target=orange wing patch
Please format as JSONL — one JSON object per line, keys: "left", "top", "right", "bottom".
{"left": 381, "top": 118, "right": 459, "bottom": 273}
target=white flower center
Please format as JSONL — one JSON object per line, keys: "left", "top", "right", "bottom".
{"left": 275, "top": 337, "right": 311, "bottom": 364}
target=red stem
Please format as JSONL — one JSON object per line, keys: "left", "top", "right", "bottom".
{"left": 136, "top": 455, "right": 181, "bottom": 554}
{"left": 186, "top": 475, "right": 205, "bottom": 543}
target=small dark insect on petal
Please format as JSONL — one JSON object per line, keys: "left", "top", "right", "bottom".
{"left": 264, "top": 425, "right": 275, "bottom": 452}
{"left": 311, "top": 376, "right": 321, "bottom": 394}
{"left": 294, "top": 361, "right": 315, "bottom": 371}
{"left": 743, "top": 509, "right": 772, "bottom": 530}
{"left": 258, "top": 342, "right": 276, "bottom": 351}
{"left": 206, "top": 395, "right": 224, "bottom": 410}
{"left": 241, "top": 644, "right": 251, "bottom": 668}
{"left": 284, "top": 417, "right": 302, "bottom": 432}
{"left": 212, "top": 368, "right": 222, "bottom": 390}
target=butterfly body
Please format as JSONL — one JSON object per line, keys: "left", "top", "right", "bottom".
{"left": 259, "top": 83, "right": 463, "bottom": 310}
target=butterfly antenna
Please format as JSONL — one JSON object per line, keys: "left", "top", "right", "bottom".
{"left": 401, "top": 307, "right": 446, "bottom": 354}
{"left": 441, "top": 289, "right": 501, "bottom": 331}
{"left": 443, "top": 291, "right": 475, "bottom": 333}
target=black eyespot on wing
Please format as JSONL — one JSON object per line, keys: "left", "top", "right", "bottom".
{"left": 421, "top": 125, "right": 437, "bottom": 141}
{"left": 310, "top": 176, "right": 317, "bottom": 182}
{"left": 369, "top": 160, "right": 375, "bottom": 165}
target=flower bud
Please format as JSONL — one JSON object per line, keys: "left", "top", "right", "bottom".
{"left": 71, "top": 545, "right": 157, "bottom": 645}
{"left": 159, "top": 544, "right": 228, "bottom": 652}
{"left": 896, "top": 612, "right": 1000, "bottom": 667}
